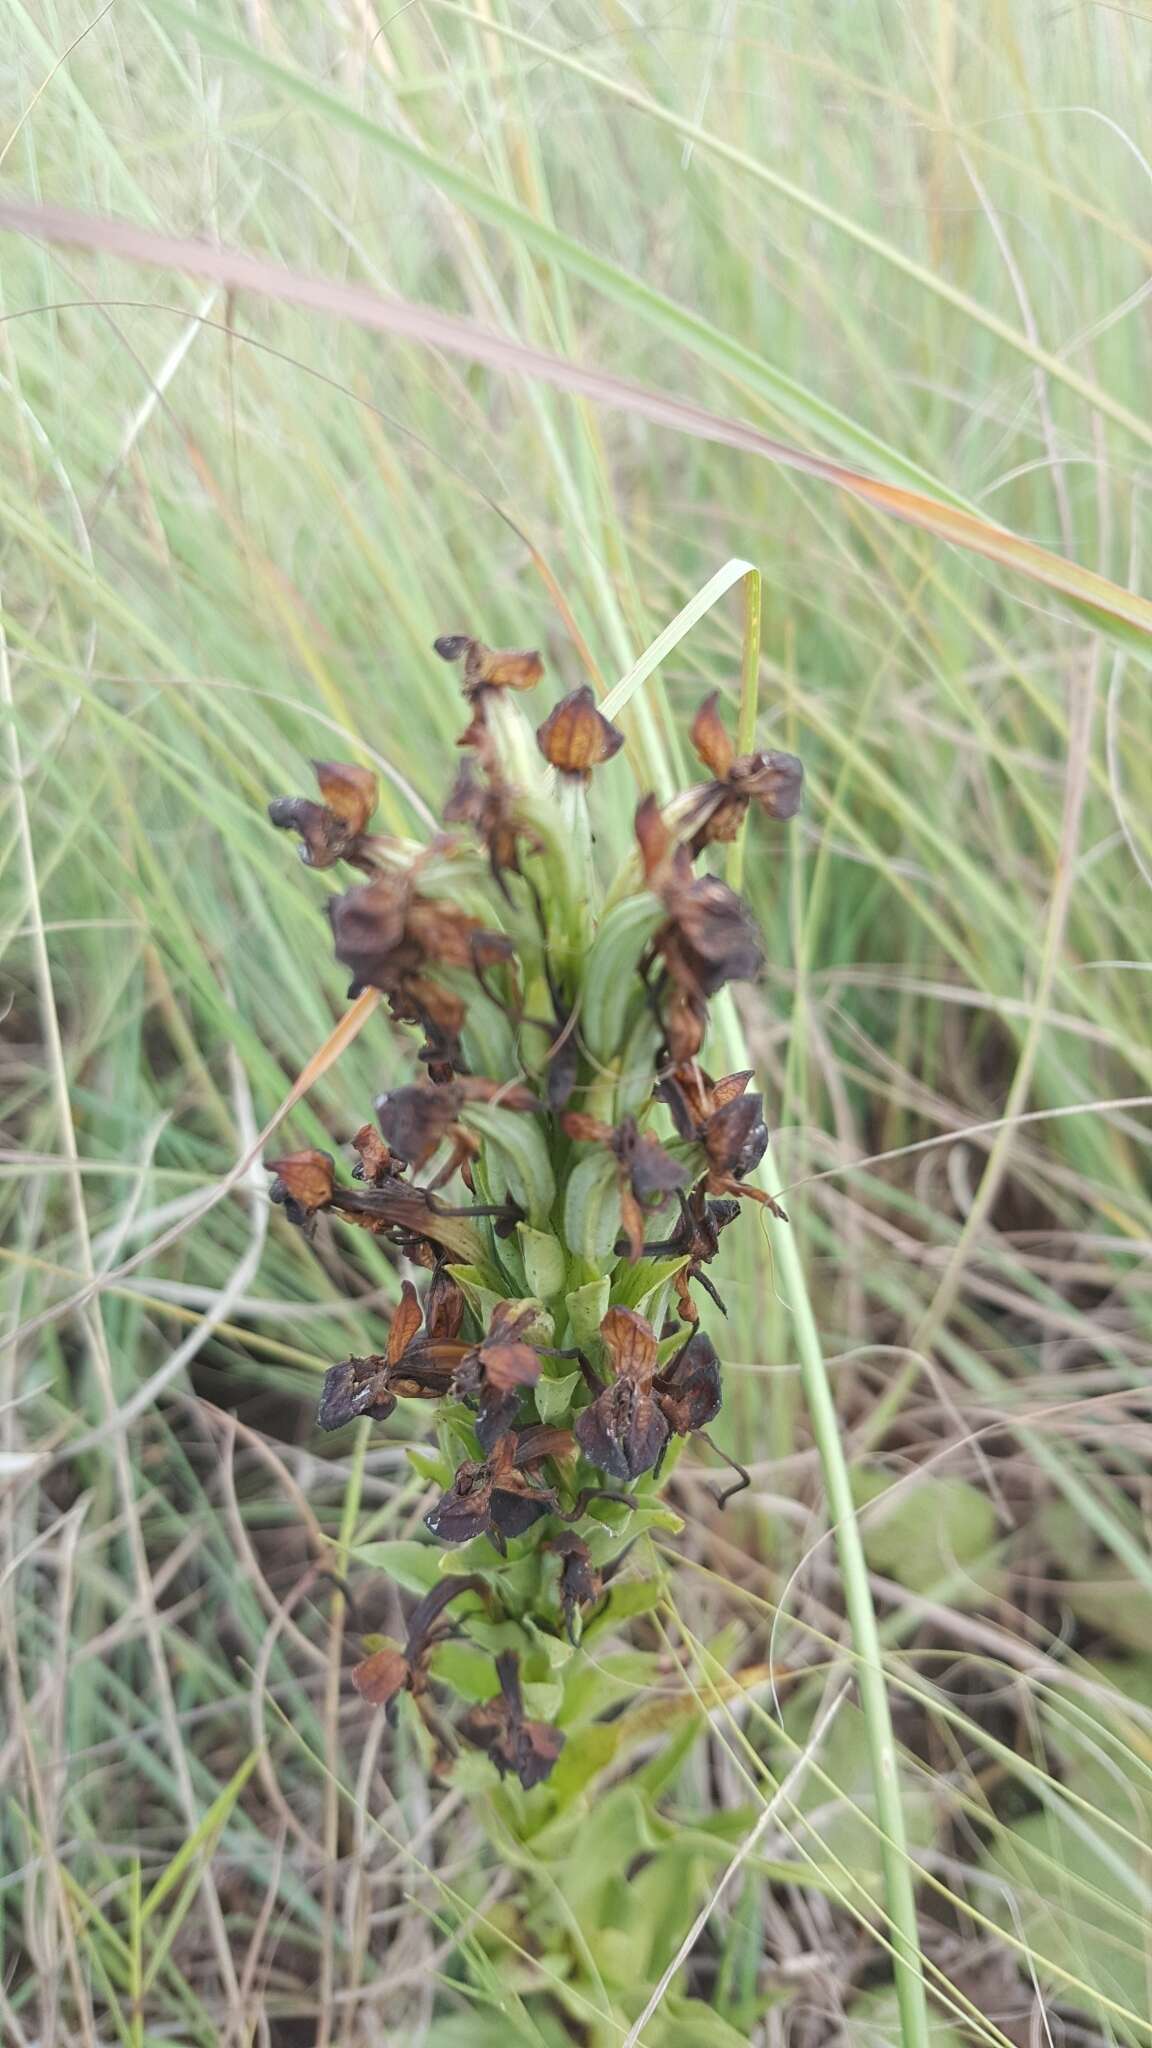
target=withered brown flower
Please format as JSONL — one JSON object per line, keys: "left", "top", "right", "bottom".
{"left": 451, "top": 1300, "right": 543, "bottom": 1450}
{"left": 656, "top": 1329, "right": 749, "bottom": 1504}
{"left": 328, "top": 865, "right": 514, "bottom": 1076}
{"left": 573, "top": 1307, "right": 669, "bottom": 1481}
{"left": 536, "top": 687, "right": 624, "bottom": 781}
{"left": 684, "top": 693, "right": 803, "bottom": 852}
{"left": 561, "top": 1111, "right": 686, "bottom": 1262}
{"left": 351, "top": 1574, "right": 486, "bottom": 1724}
{"left": 654, "top": 1329, "right": 723, "bottom": 1437}
{"left": 443, "top": 753, "right": 544, "bottom": 899}
{"left": 350, "top": 1123, "right": 401, "bottom": 1186}
{"left": 267, "top": 1148, "right": 336, "bottom": 1237}
{"left": 548, "top": 1531, "right": 603, "bottom": 1644}
{"left": 426, "top": 1425, "right": 634, "bottom": 1552}
{"left": 459, "top": 1649, "right": 565, "bottom": 1789}
{"left": 635, "top": 797, "right": 764, "bottom": 1060}
{"left": 627, "top": 1183, "right": 742, "bottom": 1323}
{"left": 375, "top": 1077, "right": 541, "bottom": 1191}
{"left": 329, "top": 868, "right": 507, "bottom": 991}
{"left": 435, "top": 634, "right": 544, "bottom": 747}
{"left": 574, "top": 1313, "right": 743, "bottom": 1496}
{"left": 656, "top": 1063, "right": 770, "bottom": 1193}
{"left": 269, "top": 1145, "right": 488, "bottom": 1264}
{"left": 424, "top": 1429, "right": 559, "bottom": 1553}
{"left": 268, "top": 759, "right": 380, "bottom": 870}
{"left": 317, "top": 1278, "right": 469, "bottom": 1430}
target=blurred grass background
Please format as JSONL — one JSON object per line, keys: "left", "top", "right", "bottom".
{"left": 3, "top": 1, "right": 1152, "bottom": 2042}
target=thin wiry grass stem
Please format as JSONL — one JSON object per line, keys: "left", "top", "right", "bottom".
{"left": 712, "top": 568, "right": 931, "bottom": 2048}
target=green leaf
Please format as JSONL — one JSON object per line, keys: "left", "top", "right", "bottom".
{"left": 351, "top": 1539, "right": 441, "bottom": 1592}
{"left": 405, "top": 1446, "right": 453, "bottom": 1487}
{"left": 582, "top": 1576, "right": 664, "bottom": 1640}
{"left": 521, "top": 1678, "right": 564, "bottom": 1721}
{"left": 543, "top": 1723, "right": 620, "bottom": 1810}
{"left": 535, "top": 1368, "right": 581, "bottom": 1425}
{"left": 780, "top": 1702, "right": 939, "bottom": 1901}
{"left": 584, "top": 1503, "right": 683, "bottom": 1560}
{"left": 467, "top": 1617, "right": 534, "bottom": 1657}
{"left": 611, "top": 1256, "right": 689, "bottom": 1313}
{"left": 427, "top": 2020, "right": 538, "bottom": 2048}
{"left": 841, "top": 1988, "right": 966, "bottom": 2046}
{"left": 852, "top": 1463, "right": 999, "bottom": 1603}
{"left": 1061, "top": 1574, "right": 1152, "bottom": 1654}
{"left": 614, "top": 1011, "right": 664, "bottom": 1118}
{"left": 647, "top": 1998, "right": 752, "bottom": 2048}
{"left": 427, "top": 1641, "right": 497, "bottom": 1703}
{"left": 980, "top": 1805, "right": 1152, "bottom": 2039}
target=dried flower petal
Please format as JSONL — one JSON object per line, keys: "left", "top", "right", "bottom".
{"left": 685, "top": 692, "right": 803, "bottom": 850}
{"left": 376, "top": 1083, "right": 459, "bottom": 1171}
{"left": 424, "top": 1264, "right": 466, "bottom": 1343}
{"left": 599, "top": 1307, "right": 659, "bottom": 1386}
{"left": 351, "top": 1644, "right": 408, "bottom": 1707}
{"left": 549, "top": 1532, "right": 602, "bottom": 1642}
{"left": 459, "top": 1651, "right": 564, "bottom": 1789}
{"left": 618, "top": 1118, "right": 687, "bottom": 1201}
{"left": 574, "top": 1376, "right": 669, "bottom": 1481}
{"left": 670, "top": 876, "right": 764, "bottom": 991}
{"left": 657, "top": 1066, "right": 768, "bottom": 1189}
{"left": 387, "top": 1280, "right": 425, "bottom": 1366}
{"left": 267, "top": 1148, "right": 335, "bottom": 1219}
{"left": 350, "top": 1123, "right": 399, "bottom": 1185}
{"left": 574, "top": 1308, "right": 668, "bottom": 1480}
{"left": 425, "top": 1433, "right": 554, "bottom": 1551}
{"left": 476, "top": 1303, "right": 542, "bottom": 1392}
{"left": 704, "top": 1093, "right": 769, "bottom": 1184}
{"left": 434, "top": 634, "right": 544, "bottom": 693}
{"left": 689, "top": 694, "right": 736, "bottom": 781}
{"left": 317, "top": 1355, "right": 395, "bottom": 1430}
{"left": 312, "top": 759, "right": 377, "bottom": 834}
{"left": 635, "top": 792, "right": 674, "bottom": 889}
{"left": 317, "top": 1277, "right": 471, "bottom": 1431}
{"left": 536, "top": 687, "right": 624, "bottom": 780}
{"left": 352, "top": 1576, "right": 487, "bottom": 1723}
{"left": 633, "top": 796, "right": 766, "bottom": 1059}
{"left": 451, "top": 1303, "right": 543, "bottom": 1451}
{"left": 424, "top": 1456, "right": 495, "bottom": 1545}
{"left": 268, "top": 759, "right": 378, "bottom": 869}
{"left": 266, "top": 795, "right": 341, "bottom": 868}
{"left": 656, "top": 1330, "right": 723, "bottom": 1435}
{"left": 327, "top": 873, "right": 414, "bottom": 990}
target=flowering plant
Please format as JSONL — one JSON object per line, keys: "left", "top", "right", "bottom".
{"left": 267, "top": 634, "right": 801, "bottom": 1790}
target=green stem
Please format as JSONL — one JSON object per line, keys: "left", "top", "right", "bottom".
{"left": 717, "top": 992, "right": 929, "bottom": 2044}
{"left": 725, "top": 566, "right": 761, "bottom": 896}
{"left": 713, "top": 572, "right": 929, "bottom": 2047}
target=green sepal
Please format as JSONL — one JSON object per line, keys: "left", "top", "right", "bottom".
{"left": 518, "top": 1224, "right": 567, "bottom": 1302}
{"left": 562, "top": 1272, "right": 612, "bottom": 1350}
{"left": 563, "top": 1150, "right": 621, "bottom": 1265}
{"left": 580, "top": 893, "right": 663, "bottom": 1064}
{"left": 461, "top": 1101, "right": 557, "bottom": 1229}
{"left": 536, "top": 1368, "right": 582, "bottom": 1425}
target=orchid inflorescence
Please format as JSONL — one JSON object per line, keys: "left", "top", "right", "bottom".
{"left": 266, "top": 634, "right": 801, "bottom": 1790}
